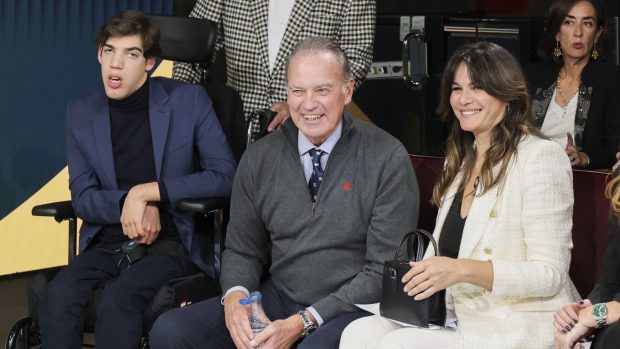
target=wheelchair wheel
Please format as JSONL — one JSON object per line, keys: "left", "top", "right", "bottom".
{"left": 6, "top": 317, "right": 41, "bottom": 349}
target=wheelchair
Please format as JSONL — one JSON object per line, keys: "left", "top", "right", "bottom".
{"left": 6, "top": 14, "right": 245, "bottom": 349}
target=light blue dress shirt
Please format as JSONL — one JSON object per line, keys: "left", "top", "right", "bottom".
{"left": 298, "top": 121, "right": 342, "bottom": 183}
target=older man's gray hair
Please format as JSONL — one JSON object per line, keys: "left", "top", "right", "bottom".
{"left": 285, "top": 36, "right": 353, "bottom": 83}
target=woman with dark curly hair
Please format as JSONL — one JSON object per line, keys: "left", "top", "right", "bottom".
{"left": 340, "top": 41, "right": 579, "bottom": 349}
{"left": 526, "top": 0, "right": 620, "bottom": 169}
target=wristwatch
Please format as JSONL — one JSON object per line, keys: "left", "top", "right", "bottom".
{"left": 297, "top": 310, "right": 317, "bottom": 337}
{"left": 593, "top": 303, "right": 608, "bottom": 328}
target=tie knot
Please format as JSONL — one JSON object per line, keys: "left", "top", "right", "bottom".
{"left": 308, "top": 148, "right": 323, "bottom": 161}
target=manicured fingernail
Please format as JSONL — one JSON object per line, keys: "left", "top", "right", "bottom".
{"left": 561, "top": 329, "right": 567, "bottom": 334}
{"left": 573, "top": 318, "right": 578, "bottom": 323}
{"left": 565, "top": 325, "right": 571, "bottom": 331}
{"left": 578, "top": 300, "right": 584, "bottom": 305}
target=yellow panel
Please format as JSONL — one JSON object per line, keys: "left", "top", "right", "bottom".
{"left": 152, "top": 59, "right": 173, "bottom": 78}
{"left": 0, "top": 168, "right": 72, "bottom": 275}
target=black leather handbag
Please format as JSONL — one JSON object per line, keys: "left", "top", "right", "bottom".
{"left": 379, "top": 229, "right": 446, "bottom": 327}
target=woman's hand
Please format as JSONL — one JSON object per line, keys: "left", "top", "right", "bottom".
{"left": 402, "top": 257, "right": 494, "bottom": 300}
{"left": 402, "top": 257, "right": 461, "bottom": 301}
{"left": 565, "top": 133, "right": 590, "bottom": 167}
{"left": 554, "top": 322, "right": 592, "bottom": 349}
{"left": 553, "top": 300, "right": 592, "bottom": 333}
{"left": 612, "top": 152, "right": 620, "bottom": 172}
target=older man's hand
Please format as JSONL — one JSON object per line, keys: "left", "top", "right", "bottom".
{"left": 224, "top": 291, "right": 254, "bottom": 349}
{"left": 250, "top": 314, "right": 303, "bottom": 349}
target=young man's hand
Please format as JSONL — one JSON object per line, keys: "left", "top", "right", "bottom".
{"left": 120, "top": 182, "right": 160, "bottom": 239}
{"left": 135, "top": 203, "right": 161, "bottom": 244}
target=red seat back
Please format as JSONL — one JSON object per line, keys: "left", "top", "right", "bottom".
{"left": 571, "top": 169, "right": 610, "bottom": 297}
{"left": 409, "top": 155, "right": 443, "bottom": 232}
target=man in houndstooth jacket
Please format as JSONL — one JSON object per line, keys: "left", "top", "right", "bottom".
{"left": 173, "top": 0, "right": 375, "bottom": 142}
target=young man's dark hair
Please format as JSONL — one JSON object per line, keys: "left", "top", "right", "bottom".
{"left": 95, "top": 10, "right": 161, "bottom": 59}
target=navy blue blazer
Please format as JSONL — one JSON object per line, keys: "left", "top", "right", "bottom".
{"left": 65, "top": 77, "right": 236, "bottom": 277}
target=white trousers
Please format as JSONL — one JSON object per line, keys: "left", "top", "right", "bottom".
{"left": 339, "top": 315, "right": 460, "bottom": 349}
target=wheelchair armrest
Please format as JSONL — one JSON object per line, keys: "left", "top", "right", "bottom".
{"left": 177, "top": 197, "right": 230, "bottom": 214}
{"left": 31, "top": 201, "right": 75, "bottom": 223}
{"left": 178, "top": 197, "right": 230, "bottom": 285}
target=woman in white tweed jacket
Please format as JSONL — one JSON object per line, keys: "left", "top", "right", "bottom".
{"left": 340, "top": 42, "right": 579, "bottom": 349}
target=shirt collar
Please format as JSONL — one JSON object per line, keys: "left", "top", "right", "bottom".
{"left": 298, "top": 121, "right": 342, "bottom": 156}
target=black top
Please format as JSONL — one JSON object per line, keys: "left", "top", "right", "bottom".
{"left": 525, "top": 59, "right": 620, "bottom": 169}
{"left": 438, "top": 190, "right": 466, "bottom": 259}
{"left": 589, "top": 212, "right": 620, "bottom": 304}
{"left": 98, "top": 80, "right": 179, "bottom": 244}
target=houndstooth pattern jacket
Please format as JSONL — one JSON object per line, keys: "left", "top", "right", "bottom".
{"left": 173, "top": 0, "right": 375, "bottom": 139}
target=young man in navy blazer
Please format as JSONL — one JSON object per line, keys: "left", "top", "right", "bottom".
{"left": 37, "top": 10, "right": 236, "bottom": 349}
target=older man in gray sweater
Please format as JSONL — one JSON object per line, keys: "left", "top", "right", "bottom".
{"left": 150, "top": 37, "right": 419, "bottom": 349}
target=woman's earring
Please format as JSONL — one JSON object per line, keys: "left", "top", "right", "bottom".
{"left": 591, "top": 43, "right": 599, "bottom": 60}
{"left": 553, "top": 41, "right": 562, "bottom": 57}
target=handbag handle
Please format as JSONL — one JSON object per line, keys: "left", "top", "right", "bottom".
{"left": 393, "top": 229, "right": 438, "bottom": 262}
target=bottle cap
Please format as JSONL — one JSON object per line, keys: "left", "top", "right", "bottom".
{"left": 239, "top": 297, "right": 252, "bottom": 305}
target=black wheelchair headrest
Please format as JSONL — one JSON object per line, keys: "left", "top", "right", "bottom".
{"left": 146, "top": 15, "right": 217, "bottom": 67}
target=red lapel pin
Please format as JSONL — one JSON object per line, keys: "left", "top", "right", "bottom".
{"left": 343, "top": 181, "right": 351, "bottom": 191}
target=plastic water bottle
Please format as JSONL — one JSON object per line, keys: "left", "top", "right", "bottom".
{"left": 240, "top": 291, "right": 269, "bottom": 334}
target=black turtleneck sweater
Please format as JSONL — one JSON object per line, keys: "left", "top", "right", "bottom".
{"left": 97, "top": 79, "right": 179, "bottom": 244}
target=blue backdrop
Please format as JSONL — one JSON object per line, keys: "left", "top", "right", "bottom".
{"left": 0, "top": 0, "right": 174, "bottom": 219}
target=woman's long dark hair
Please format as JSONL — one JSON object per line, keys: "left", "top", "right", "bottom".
{"left": 432, "top": 42, "right": 544, "bottom": 207}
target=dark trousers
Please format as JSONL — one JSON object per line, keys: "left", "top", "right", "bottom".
{"left": 38, "top": 240, "right": 197, "bottom": 349}
{"left": 149, "top": 278, "right": 370, "bottom": 349}
{"left": 592, "top": 321, "right": 620, "bottom": 349}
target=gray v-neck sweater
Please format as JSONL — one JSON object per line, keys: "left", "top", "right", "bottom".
{"left": 221, "top": 115, "right": 419, "bottom": 321}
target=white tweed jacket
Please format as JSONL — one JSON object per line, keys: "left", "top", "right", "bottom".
{"left": 426, "top": 135, "right": 579, "bottom": 348}
{"left": 173, "top": 0, "right": 375, "bottom": 131}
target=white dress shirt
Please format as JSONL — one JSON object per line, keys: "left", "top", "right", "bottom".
{"left": 268, "top": 0, "right": 295, "bottom": 72}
